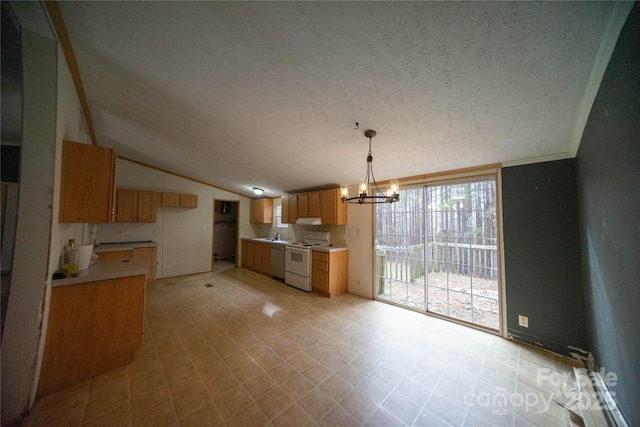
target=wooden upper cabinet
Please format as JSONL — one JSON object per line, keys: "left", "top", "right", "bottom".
{"left": 288, "top": 194, "right": 298, "bottom": 223}
{"left": 320, "top": 188, "right": 347, "bottom": 225}
{"left": 161, "top": 192, "right": 197, "bottom": 208}
{"left": 116, "top": 189, "right": 138, "bottom": 222}
{"left": 180, "top": 194, "right": 198, "bottom": 208}
{"left": 298, "top": 192, "right": 309, "bottom": 218}
{"left": 137, "top": 191, "right": 160, "bottom": 222}
{"left": 161, "top": 192, "right": 180, "bottom": 207}
{"left": 250, "top": 198, "right": 273, "bottom": 223}
{"left": 308, "top": 191, "right": 321, "bottom": 217}
{"left": 116, "top": 189, "right": 159, "bottom": 222}
{"left": 59, "top": 140, "right": 116, "bottom": 223}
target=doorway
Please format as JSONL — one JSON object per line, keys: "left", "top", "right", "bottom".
{"left": 375, "top": 175, "right": 502, "bottom": 332}
{"left": 212, "top": 200, "right": 239, "bottom": 273}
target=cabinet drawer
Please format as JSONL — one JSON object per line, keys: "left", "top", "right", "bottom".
{"left": 312, "top": 260, "right": 329, "bottom": 273}
{"left": 312, "top": 251, "right": 329, "bottom": 262}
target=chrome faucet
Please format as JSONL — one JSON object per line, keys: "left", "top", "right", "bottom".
{"left": 274, "top": 233, "right": 280, "bottom": 241}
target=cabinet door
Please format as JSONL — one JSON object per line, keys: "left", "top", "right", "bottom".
{"left": 242, "top": 240, "right": 255, "bottom": 269}
{"left": 134, "top": 247, "right": 157, "bottom": 282}
{"left": 282, "top": 197, "right": 289, "bottom": 223}
{"left": 180, "top": 194, "right": 198, "bottom": 208}
{"left": 161, "top": 192, "right": 180, "bottom": 207}
{"left": 116, "top": 189, "right": 138, "bottom": 222}
{"left": 308, "top": 191, "right": 321, "bottom": 217}
{"left": 320, "top": 188, "right": 347, "bottom": 225}
{"left": 137, "top": 191, "right": 159, "bottom": 222}
{"left": 261, "top": 243, "right": 271, "bottom": 275}
{"left": 253, "top": 242, "right": 263, "bottom": 270}
{"left": 288, "top": 194, "right": 299, "bottom": 223}
{"left": 298, "top": 193, "right": 309, "bottom": 217}
{"left": 59, "top": 140, "right": 116, "bottom": 223}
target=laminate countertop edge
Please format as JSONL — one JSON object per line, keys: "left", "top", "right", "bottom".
{"left": 93, "top": 241, "right": 158, "bottom": 253}
{"left": 52, "top": 259, "right": 148, "bottom": 287}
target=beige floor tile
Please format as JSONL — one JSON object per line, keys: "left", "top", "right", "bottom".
{"left": 214, "top": 385, "right": 254, "bottom": 419}
{"left": 130, "top": 384, "right": 171, "bottom": 419}
{"left": 129, "top": 359, "right": 164, "bottom": 383}
{"left": 82, "top": 388, "right": 130, "bottom": 423}
{"left": 300, "top": 362, "right": 333, "bottom": 385}
{"left": 272, "top": 404, "right": 315, "bottom": 427}
{"left": 83, "top": 403, "right": 131, "bottom": 427}
{"left": 282, "top": 374, "right": 315, "bottom": 400}
{"left": 177, "top": 403, "right": 223, "bottom": 427}
{"left": 163, "top": 361, "right": 196, "bottom": 383}
{"left": 172, "top": 384, "right": 211, "bottom": 420}
{"left": 132, "top": 401, "right": 176, "bottom": 427}
{"left": 255, "top": 386, "right": 295, "bottom": 420}
{"left": 130, "top": 371, "right": 166, "bottom": 399}
{"left": 231, "top": 360, "right": 264, "bottom": 383}
{"left": 197, "top": 359, "right": 230, "bottom": 382}
{"left": 318, "top": 403, "right": 360, "bottom": 426}
{"left": 167, "top": 371, "right": 204, "bottom": 399}
{"left": 243, "top": 372, "right": 279, "bottom": 399}
{"left": 297, "top": 387, "right": 337, "bottom": 420}
{"left": 340, "top": 388, "right": 380, "bottom": 424}
{"left": 267, "top": 362, "right": 299, "bottom": 384}
{"left": 225, "top": 403, "right": 269, "bottom": 427}
{"left": 319, "top": 374, "right": 354, "bottom": 401}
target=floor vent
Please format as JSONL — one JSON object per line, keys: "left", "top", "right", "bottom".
{"left": 204, "top": 283, "right": 214, "bottom": 288}
{"left": 165, "top": 282, "right": 175, "bottom": 286}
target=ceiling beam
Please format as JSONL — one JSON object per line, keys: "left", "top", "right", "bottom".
{"left": 43, "top": 1, "right": 97, "bottom": 146}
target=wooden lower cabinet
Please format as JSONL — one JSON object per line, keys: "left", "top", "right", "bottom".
{"left": 241, "top": 239, "right": 271, "bottom": 276}
{"left": 312, "top": 250, "right": 348, "bottom": 297}
{"left": 38, "top": 275, "right": 145, "bottom": 397}
{"left": 134, "top": 247, "right": 157, "bottom": 283}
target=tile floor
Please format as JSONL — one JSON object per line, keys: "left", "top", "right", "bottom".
{"left": 23, "top": 268, "right": 583, "bottom": 426}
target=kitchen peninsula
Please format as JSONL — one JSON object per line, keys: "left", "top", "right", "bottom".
{"left": 38, "top": 258, "right": 148, "bottom": 397}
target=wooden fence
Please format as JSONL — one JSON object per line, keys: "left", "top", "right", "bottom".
{"left": 377, "top": 241, "right": 498, "bottom": 287}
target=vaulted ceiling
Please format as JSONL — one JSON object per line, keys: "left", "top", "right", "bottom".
{"left": 58, "top": 1, "right": 624, "bottom": 198}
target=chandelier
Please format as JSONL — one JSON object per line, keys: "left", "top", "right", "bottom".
{"left": 341, "top": 129, "right": 400, "bottom": 204}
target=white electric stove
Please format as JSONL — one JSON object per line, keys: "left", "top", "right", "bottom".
{"left": 284, "top": 231, "right": 330, "bottom": 291}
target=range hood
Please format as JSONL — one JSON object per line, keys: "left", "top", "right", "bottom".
{"left": 295, "top": 217, "right": 322, "bottom": 226}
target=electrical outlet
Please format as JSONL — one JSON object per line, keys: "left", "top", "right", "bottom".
{"left": 518, "top": 315, "right": 529, "bottom": 328}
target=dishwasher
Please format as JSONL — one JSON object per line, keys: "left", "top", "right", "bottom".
{"left": 270, "top": 244, "right": 286, "bottom": 281}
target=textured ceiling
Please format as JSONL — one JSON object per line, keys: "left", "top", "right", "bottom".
{"left": 58, "top": 1, "right": 619, "bottom": 198}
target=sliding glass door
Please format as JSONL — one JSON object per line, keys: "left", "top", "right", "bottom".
{"left": 375, "top": 176, "right": 501, "bottom": 331}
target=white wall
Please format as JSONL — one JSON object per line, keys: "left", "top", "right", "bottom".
{"left": 344, "top": 202, "right": 374, "bottom": 299}
{"left": 97, "top": 159, "right": 254, "bottom": 278}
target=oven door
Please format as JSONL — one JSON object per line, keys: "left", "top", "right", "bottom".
{"left": 285, "top": 246, "right": 310, "bottom": 277}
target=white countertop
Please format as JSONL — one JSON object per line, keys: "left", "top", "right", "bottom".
{"left": 311, "top": 246, "right": 348, "bottom": 253}
{"left": 52, "top": 258, "right": 148, "bottom": 287}
{"left": 94, "top": 241, "right": 158, "bottom": 253}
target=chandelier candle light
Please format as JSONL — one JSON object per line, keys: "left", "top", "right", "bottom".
{"left": 341, "top": 130, "right": 400, "bottom": 204}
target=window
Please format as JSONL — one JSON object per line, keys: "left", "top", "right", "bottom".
{"left": 274, "top": 205, "right": 287, "bottom": 228}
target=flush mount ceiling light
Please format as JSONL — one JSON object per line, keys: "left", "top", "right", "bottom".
{"left": 253, "top": 187, "right": 264, "bottom": 195}
{"left": 341, "top": 130, "right": 400, "bottom": 204}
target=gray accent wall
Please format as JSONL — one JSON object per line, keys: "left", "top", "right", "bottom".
{"left": 502, "top": 160, "right": 587, "bottom": 357}
{"left": 575, "top": 3, "right": 640, "bottom": 426}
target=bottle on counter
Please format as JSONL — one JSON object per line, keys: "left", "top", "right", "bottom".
{"left": 61, "top": 239, "right": 79, "bottom": 277}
